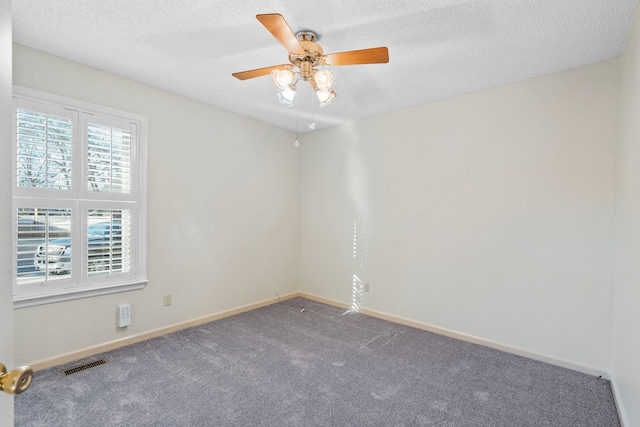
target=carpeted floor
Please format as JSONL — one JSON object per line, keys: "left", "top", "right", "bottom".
{"left": 15, "top": 297, "right": 620, "bottom": 426}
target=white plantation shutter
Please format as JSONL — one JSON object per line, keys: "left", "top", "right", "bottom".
{"left": 87, "top": 123, "right": 132, "bottom": 194}
{"left": 16, "top": 207, "right": 72, "bottom": 285}
{"left": 87, "top": 209, "right": 131, "bottom": 276}
{"left": 12, "top": 87, "right": 147, "bottom": 307}
{"left": 16, "top": 108, "right": 73, "bottom": 190}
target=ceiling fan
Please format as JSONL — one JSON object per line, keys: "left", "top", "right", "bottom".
{"left": 232, "top": 13, "right": 389, "bottom": 107}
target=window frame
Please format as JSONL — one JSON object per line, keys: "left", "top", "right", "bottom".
{"left": 12, "top": 86, "right": 148, "bottom": 308}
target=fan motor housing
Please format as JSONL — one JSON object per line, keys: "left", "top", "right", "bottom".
{"left": 290, "top": 30, "right": 324, "bottom": 77}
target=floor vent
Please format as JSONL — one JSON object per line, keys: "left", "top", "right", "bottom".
{"left": 60, "top": 358, "right": 109, "bottom": 377}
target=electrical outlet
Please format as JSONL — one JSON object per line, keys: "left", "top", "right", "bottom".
{"left": 364, "top": 282, "right": 370, "bottom": 292}
{"left": 163, "top": 294, "right": 172, "bottom": 306}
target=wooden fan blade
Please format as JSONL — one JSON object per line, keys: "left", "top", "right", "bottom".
{"left": 232, "top": 64, "right": 289, "bottom": 80}
{"left": 324, "top": 47, "right": 389, "bottom": 66}
{"left": 256, "top": 13, "right": 306, "bottom": 55}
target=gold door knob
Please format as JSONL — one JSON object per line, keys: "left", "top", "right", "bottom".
{"left": 0, "top": 363, "right": 34, "bottom": 395}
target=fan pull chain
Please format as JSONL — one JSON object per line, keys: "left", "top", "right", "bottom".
{"left": 308, "top": 85, "right": 316, "bottom": 130}
{"left": 295, "top": 111, "right": 300, "bottom": 147}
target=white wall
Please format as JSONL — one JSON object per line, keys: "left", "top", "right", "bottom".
{"left": 613, "top": 4, "right": 640, "bottom": 425}
{"left": 300, "top": 60, "right": 619, "bottom": 372}
{"left": 12, "top": 45, "right": 300, "bottom": 365}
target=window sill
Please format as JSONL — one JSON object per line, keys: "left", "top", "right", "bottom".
{"left": 13, "top": 280, "right": 148, "bottom": 309}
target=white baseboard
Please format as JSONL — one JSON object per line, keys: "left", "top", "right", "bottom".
{"left": 297, "top": 291, "right": 352, "bottom": 310}
{"left": 298, "top": 291, "right": 610, "bottom": 379}
{"left": 28, "top": 291, "right": 299, "bottom": 371}
{"left": 31, "top": 290, "right": 610, "bottom": 383}
{"left": 610, "top": 377, "right": 630, "bottom": 427}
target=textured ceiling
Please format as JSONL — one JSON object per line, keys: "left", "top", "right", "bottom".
{"left": 12, "top": 0, "right": 639, "bottom": 133}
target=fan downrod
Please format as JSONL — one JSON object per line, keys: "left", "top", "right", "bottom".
{"left": 295, "top": 31, "right": 318, "bottom": 42}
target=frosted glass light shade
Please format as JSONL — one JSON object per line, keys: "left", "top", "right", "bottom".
{"left": 314, "top": 70, "right": 335, "bottom": 91}
{"left": 277, "top": 85, "right": 297, "bottom": 106}
{"left": 315, "top": 89, "right": 336, "bottom": 107}
{"left": 271, "top": 69, "right": 294, "bottom": 89}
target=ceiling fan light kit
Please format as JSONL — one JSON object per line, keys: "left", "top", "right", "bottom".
{"left": 233, "top": 14, "right": 389, "bottom": 109}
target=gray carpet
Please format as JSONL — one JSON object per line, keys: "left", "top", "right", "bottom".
{"left": 15, "top": 298, "right": 620, "bottom": 426}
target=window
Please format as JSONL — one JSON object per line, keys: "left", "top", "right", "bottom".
{"left": 12, "top": 87, "right": 147, "bottom": 307}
